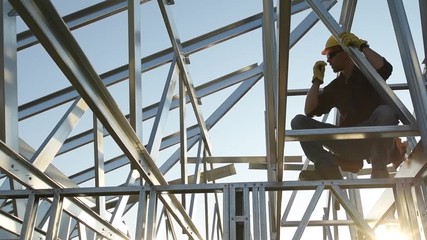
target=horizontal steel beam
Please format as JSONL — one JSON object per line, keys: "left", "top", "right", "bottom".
{"left": 285, "top": 125, "right": 419, "bottom": 142}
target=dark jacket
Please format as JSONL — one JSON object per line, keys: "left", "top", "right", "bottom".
{"left": 309, "top": 58, "right": 393, "bottom": 127}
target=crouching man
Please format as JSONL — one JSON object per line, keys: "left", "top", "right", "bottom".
{"left": 291, "top": 32, "right": 400, "bottom": 180}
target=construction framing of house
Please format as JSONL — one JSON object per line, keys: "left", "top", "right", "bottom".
{"left": 1, "top": 0, "right": 427, "bottom": 239}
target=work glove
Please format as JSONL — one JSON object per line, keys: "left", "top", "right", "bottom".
{"left": 312, "top": 60, "right": 327, "bottom": 84}
{"left": 339, "top": 32, "right": 368, "bottom": 50}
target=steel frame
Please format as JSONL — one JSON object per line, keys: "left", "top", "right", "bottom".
{"left": 1, "top": 0, "right": 427, "bottom": 239}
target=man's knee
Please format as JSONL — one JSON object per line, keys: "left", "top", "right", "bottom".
{"left": 372, "top": 105, "right": 399, "bottom": 125}
{"left": 291, "top": 114, "right": 308, "bottom": 130}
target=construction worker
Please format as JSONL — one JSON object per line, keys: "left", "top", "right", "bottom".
{"left": 291, "top": 32, "right": 400, "bottom": 180}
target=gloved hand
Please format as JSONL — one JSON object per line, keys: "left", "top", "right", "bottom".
{"left": 339, "top": 32, "right": 367, "bottom": 49}
{"left": 312, "top": 61, "right": 327, "bottom": 84}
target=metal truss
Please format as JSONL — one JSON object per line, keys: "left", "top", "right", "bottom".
{"left": 0, "top": 0, "right": 427, "bottom": 239}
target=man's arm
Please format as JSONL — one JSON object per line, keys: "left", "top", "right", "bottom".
{"left": 305, "top": 61, "right": 326, "bottom": 116}
{"left": 361, "top": 46, "right": 385, "bottom": 70}
{"left": 304, "top": 81, "right": 321, "bottom": 116}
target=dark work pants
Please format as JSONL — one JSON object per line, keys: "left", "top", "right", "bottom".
{"left": 290, "top": 105, "right": 399, "bottom": 170}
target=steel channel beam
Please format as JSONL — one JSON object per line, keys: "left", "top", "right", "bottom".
{"left": 19, "top": 193, "right": 39, "bottom": 239}
{"left": 388, "top": 0, "right": 427, "bottom": 152}
{"left": 94, "top": 117, "right": 107, "bottom": 218}
{"left": 339, "top": 0, "right": 357, "bottom": 32}
{"left": 30, "top": 98, "right": 88, "bottom": 171}
{"left": 262, "top": 1, "right": 280, "bottom": 238}
{"left": 106, "top": 0, "right": 143, "bottom": 227}
{"left": 330, "top": 185, "right": 378, "bottom": 240}
{"left": 285, "top": 124, "right": 419, "bottom": 142}
{"left": 275, "top": 2, "right": 293, "bottom": 239}
{"left": 413, "top": 181, "right": 427, "bottom": 239}
{"left": 179, "top": 65, "right": 188, "bottom": 194}
{"left": 293, "top": 185, "right": 324, "bottom": 239}
{"left": 128, "top": 0, "right": 143, "bottom": 139}
{"left": 1, "top": 0, "right": 18, "bottom": 149}
{"left": 157, "top": 0, "right": 213, "bottom": 156}
{"left": 290, "top": 0, "right": 337, "bottom": 49}
{"left": 252, "top": 187, "right": 261, "bottom": 239}
{"left": 420, "top": 0, "right": 427, "bottom": 65}
{"left": 0, "top": 178, "right": 413, "bottom": 197}
{"left": 146, "top": 58, "right": 179, "bottom": 159}
{"left": 46, "top": 193, "right": 64, "bottom": 240}
{"left": 277, "top": 0, "right": 292, "bottom": 182}
{"left": 262, "top": 0, "right": 278, "bottom": 179}
{"left": 1, "top": 0, "right": 26, "bottom": 223}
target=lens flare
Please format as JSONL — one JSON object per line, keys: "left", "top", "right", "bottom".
{"left": 375, "top": 225, "right": 409, "bottom": 240}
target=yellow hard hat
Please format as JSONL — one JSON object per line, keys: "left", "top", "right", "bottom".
{"left": 321, "top": 35, "right": 339, "bottom": 55}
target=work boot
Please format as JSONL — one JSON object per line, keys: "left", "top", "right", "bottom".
{"left": 371, "top": 169, "right": 389, "bottom": 179}
{"left": 299, "top": 167, "right": 343, "bottom": 181}
{"left": 299, "top": 170, "right": 322, "bottom": 181}
{"left": 317, "top": 167, "right": 343, "bottom": 180}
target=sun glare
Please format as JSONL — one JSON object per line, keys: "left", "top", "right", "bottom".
{"left": 375, "top": 225, "right": 409, "bottom": 240}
